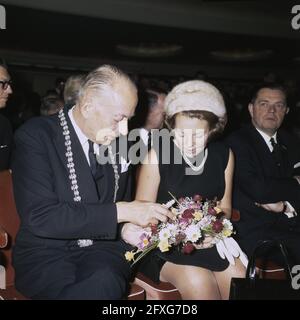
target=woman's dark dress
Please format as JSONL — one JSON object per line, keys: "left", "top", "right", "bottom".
{"left": 138, "top": 138, "right": 230, "bottom": 282}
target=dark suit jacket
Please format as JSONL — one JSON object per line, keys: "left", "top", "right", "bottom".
{"left": 226, "top": 124, "right": 300, "bottom": 254}
{"left": 12, "top": 108, "right": 132, "bottom": 295}
{"left": 0, "top": 114, "right": 13, "bottom": 171}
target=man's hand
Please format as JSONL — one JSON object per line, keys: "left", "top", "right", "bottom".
{"left": 255, "top": 201, "right": 284, "bottom": 213}
{"left": 117, "top": 200, "right": 175, "bottom": 227}
{"left": 216, "top": 237, "right": 248, "bottom": 267}
{"left": 294, "top": 176, "right": 300, "bottom": 185}
{"left": 121, "top": 223, "right": 149, "bottom": 247}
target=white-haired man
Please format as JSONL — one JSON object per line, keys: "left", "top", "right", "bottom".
{"left": 12, "top": 65, "right": 173, "bottom": 300}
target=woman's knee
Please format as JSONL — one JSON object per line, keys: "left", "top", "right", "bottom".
{"left": 161, "top": 263, "right": 220, "bottom": 298}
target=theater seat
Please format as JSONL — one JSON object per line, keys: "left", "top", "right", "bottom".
{"left": 0, "top": 170, "right": 144, "bottom": 300}
{"left": 127, "top": 283, "right": 145, "bottom": 300}
{"left": 255, "top": 259, "right": 286, "bottom": 280}
{"left": 0, "top": 170, "right": 27, "bottom": 300}
{"left": 134, "top": 272, "right": 182, "bottom": 300}
{"left": 231, "top": 208, "right": 286, "bottom": 280}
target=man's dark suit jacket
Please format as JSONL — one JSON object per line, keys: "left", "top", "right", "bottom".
{"left": 0, "top": 113, "right": 13, "bottom": 171}
{"left": 226, "top": 124, "right": 300, "bottom": 256}
{"left": 12, "top": 108, "right": 132, "bottom": 297}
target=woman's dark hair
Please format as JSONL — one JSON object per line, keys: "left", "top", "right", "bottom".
{"left": 165, "top": 110, "right": 227, "bottom": 141}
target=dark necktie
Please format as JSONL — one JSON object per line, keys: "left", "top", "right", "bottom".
{"left": 270, "top": 137, "right": 282, "bottom": 171}
{"left": 147, "top": 130, "right": 152, "bottom": 152}
{"left": 88, "top": 140, "right": 98, "bottom": 177}
{"left": 88, "top": 140, "right": 105, "bottom": 199}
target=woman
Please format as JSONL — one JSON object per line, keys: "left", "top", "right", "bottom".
{"left": 123, "top": 80, "right": 246, "bottom": 299}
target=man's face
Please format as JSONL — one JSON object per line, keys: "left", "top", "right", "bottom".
{"left": 84, "top": 80, "right": 137, "bottom": 145}
{"left": 248, "top": 88, "right": 288, "bottom": 136}
{"left": 0, "top": 66, "right": 12, "bottom": 109}
{"left": 146, "top": 93, "right": 166, "bottom": 130}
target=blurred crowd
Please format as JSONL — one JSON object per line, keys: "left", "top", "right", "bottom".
{"left": 1, "top": 68, "right": 300, "bottom": 140}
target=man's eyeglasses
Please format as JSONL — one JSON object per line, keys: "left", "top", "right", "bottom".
{"left": 0, "top": 80, "right": 12, "bottom": 90}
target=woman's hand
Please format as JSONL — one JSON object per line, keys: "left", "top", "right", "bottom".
{"left": 194, "top": 236, "right": 214, "bottom": 250}
{"left": 117, "top": 200, "right": 175, "bottom": 227}
{"left": 121, "top": 223, "right": 150, "bottom": 247}
{"left": 255, "top": 201, "right": 284, "bottom": 213}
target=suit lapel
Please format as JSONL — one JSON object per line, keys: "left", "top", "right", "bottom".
{"left": 276, "top": 131, "right": 290, "bottom": 176}
{"left": 248, "top": 125, "right": 280, "bottom": 176}
{"left": 53, "top": 107, "right": 99, "bottom": 202}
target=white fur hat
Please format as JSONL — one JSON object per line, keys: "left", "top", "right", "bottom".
{"left": 165, "top": 80, "right": 226, "bottom": 118}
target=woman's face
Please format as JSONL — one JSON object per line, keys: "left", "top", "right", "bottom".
{"left": 173, "top": 114, "right": 210, "bottom": 157}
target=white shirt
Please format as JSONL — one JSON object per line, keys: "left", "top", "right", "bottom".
{"left": 68, "top": 107, "right": 99, "bottom": 166}
{"left": 68, "top": 108, "right": 131, "bottom": 173}
{"left": 139, "top": 128, "right": 151, "bottom": 147}
{"left": 255, "top": 128, "right": 277, "bottom": 152}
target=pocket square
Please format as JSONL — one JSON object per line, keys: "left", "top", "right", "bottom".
{"left": 294, "top": 162, "right": 300, "bottom": 169}
{"left": 121, "top": 157, "right": 131, "bottom": 173}
{"left": 0, "top": 145, "right": 8, "bottom": 149}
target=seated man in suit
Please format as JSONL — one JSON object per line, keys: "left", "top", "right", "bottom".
{"left": 0, "top": 59, "right": 13, "bottom": 171}
{"left": 12, "top": 64, "right": 173, "bottom": 300}
{"left": 227, "top": 83, "right": 300, "bottom": 265}
{"left": 129, "top": 87, "right": 166, "bottom": 186}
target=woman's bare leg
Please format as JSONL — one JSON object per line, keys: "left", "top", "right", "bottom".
{"left": 160, "top": 261, "right": 221, "bottom": 300}
{"left": 213, "top": 258, "right": 246, "bottom": 300}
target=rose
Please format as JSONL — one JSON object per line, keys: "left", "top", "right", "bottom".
{"left": 193, "top": 194, "right": 202, "bottom": 202}
{"left": 208, "top": 207, "right": 217, "bottom": 216}
{"left": 151, "top": 224, "right": 158, "bottom": 235}
{"left": 212, "top": 220, "right": 224, "bottom": 233}
{"left": 182, "top": 209, "right": 195, "bottom": 219}
{"left": 182, "top": 242, "right": 195, "bottom": 254}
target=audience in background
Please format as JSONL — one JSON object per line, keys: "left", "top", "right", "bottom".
{"left": 0, "top": 59, "right": 13, "bottom": 171}
{"left": 54, "top": 77, "right": 66, "bottom": 99}
{"left": 2, "top": 67, "right": 299, "bottom": 139}
{"left": 129, "top": 87, "right": 166, "bottom": 184}
{"left": 40, "top": 93, "right": 64, "bottom": 116}
{"left": 63, "top": 74, "right": 86, "bottom": 109}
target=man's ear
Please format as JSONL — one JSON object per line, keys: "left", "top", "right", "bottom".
{"left": 286, "top": 107, "right": 290, "bottom": 115}
{"left": 248, "top": 103, "right": 254, "bottom": 117}
{"left": 81, "top": 103, "right": 90, "bottom": 119}
{"left": 81, "top": 96, "right": 95, "bottom": 119}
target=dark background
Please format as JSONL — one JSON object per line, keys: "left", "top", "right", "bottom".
{"left": 0, "top": 0, "right": 299, "bottom": 134}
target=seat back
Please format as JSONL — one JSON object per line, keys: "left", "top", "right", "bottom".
{"left": 0, "top": 170, "right": 20, "bottom": 287}
{"left": 134, "top": 272, "right": 182, "bottom": 300}
{"left": 231, "top": 210, "right": 286, "bottom": 280}
{"left": 255, "top": 259, "right": 286, "bottom": 280}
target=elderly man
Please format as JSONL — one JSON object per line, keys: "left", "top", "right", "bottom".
{"left": 12, "top": 65, "right": 173, "bottom": 300}
{"left": 227, "top": 83, "right": 300, "bottom": 265}
{"left": 0, "top": 59, "right": 13, "bottom": 171}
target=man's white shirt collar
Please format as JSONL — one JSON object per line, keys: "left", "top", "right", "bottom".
{"left": 139, "top": 128, "right": 150, "bottom": 146}
{"left": 255, "top": 127, "right": 277, "bottom": 152}
{"left": 68, "top": 107, "right": 99, "bottom": 165}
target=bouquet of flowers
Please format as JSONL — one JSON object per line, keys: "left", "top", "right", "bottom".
{"left": 125, "top": 193, "right": 248, "bottom": 267}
